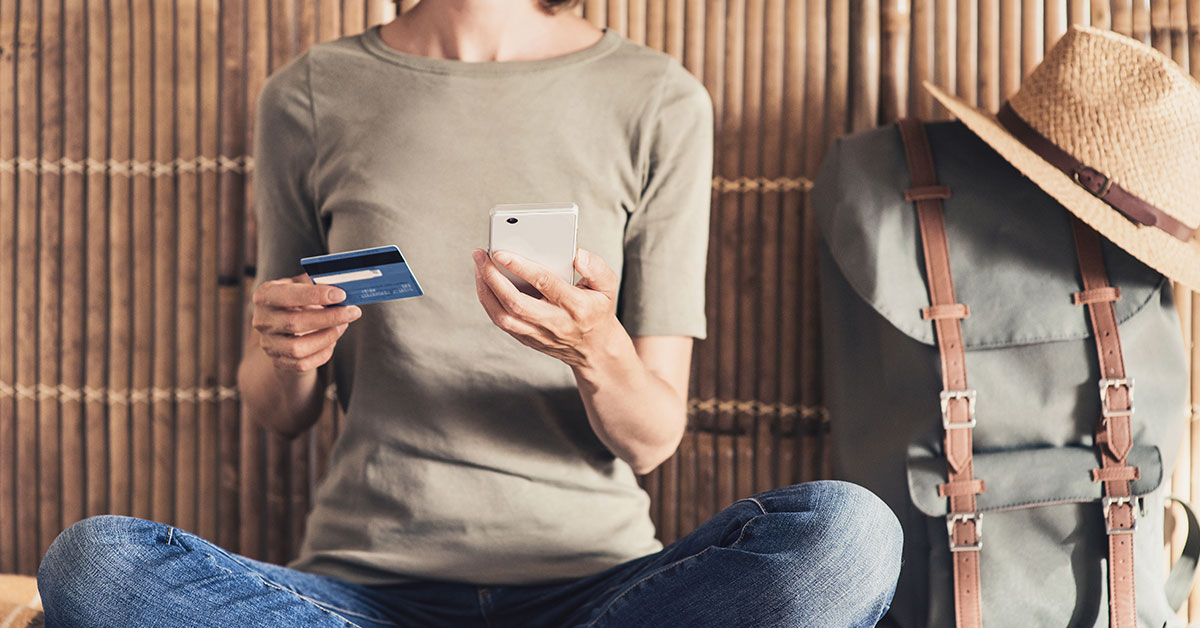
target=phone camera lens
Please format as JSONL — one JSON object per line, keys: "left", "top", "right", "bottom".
{"left": 506, "top": 217, "right": 518, "bottom": 224}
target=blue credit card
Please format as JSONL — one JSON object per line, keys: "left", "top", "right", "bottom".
{"left": 300, "top": 245, "right": 423, "bottom": 306}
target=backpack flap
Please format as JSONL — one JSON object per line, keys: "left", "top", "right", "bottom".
{"left": 906, "top": 445, "right": 1164, "bottom": 516}
{"left": 812, "top": 121, "right": 1166, "bottom": 351}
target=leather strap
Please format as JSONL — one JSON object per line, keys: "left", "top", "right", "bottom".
{"left": 898, "top": 118, "right": 984, "bottom": 628}
{"left": 1070, "top": 217, "right": 1139, "bottom": 628}
{"left": 998, "top": 104, "right": 1197, "bottom": 242}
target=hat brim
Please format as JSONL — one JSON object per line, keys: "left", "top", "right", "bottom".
{"left": 925, "top": 81, "right": 1200, "bottom": 293}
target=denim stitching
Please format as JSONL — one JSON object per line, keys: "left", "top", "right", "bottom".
{"left": 737, "top": 497, "right": 767, "bottom": 515}
{"left": 583, "top": 547, "right": 715, "bottom": 628}
{"left": 183, "top": 532, "right": 391, "bottom": 626}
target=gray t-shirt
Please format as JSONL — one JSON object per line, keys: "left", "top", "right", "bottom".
{"left": 253, "top": 26, "right": 713, "bottom": 586}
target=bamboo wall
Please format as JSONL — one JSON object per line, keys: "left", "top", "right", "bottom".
{"left": 1, "top": 0, "right": 1198, "bottom": 617}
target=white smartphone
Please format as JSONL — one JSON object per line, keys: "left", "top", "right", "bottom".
{"left": 488, "top": 203, "right": 579, "bottom": 298}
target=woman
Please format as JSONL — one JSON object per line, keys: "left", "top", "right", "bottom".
{"left": 37, "top": 1, "right": 901, "bottom": 626}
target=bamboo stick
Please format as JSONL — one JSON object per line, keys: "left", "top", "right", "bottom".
{"left": 1152, "top": 0, "right": 1172, "bottom": 55}
{"left": 0, "top": 0, "right": 17, "bottom": 573}
{"left": 716, "top": 0, "right": 744, "bottom": 512}
{"left": 828, "top": 0, "right": 851, "bottom": 133}
{"left": 1190, "top": 290, "right": 1200, "bottom": 622}
{"left": 999, "top": 0, "right": 1021, "bottom": 101}
{"left": 1169, "top": 0, "right": 1188, "bottom": 68}
{"left": 664, "top": 0, "right": 684, "bottom": 60}
{"left": 583, "top": 0, "right": 606, "bottom": 28}
{"left": 151, "top": 0, "right": 178, "bottom": 526}
{"left": 1045, "top": 0, "right": 1066, "bottom": 51}
{"left": 297, "top": 0, "right": 316, "bottom": 53}
{"left": 1022, "top": 0, "right": 1043, "bottom": 78}
{"left": 36, "top": 0, "right": 65, "bottom": 562}
{"left": 14, "top": 0, "right": 40, "bottom": 574}
{"left": 343, "top": 0, "right": 366, "bottom": 34}
{"left": 609, "top": 0, "right": 628, "bottom": 35}
{"left": 1067, "top": 0, "right": 1089, "bottom": 25}
{"left": 83, "top": 0, "right": 110, "bottom": 521}
{"left": 755, "top": 0, "right": 784, "bottom": 494}
{"left": 1112, "top": 0, "right": 1134, "bottom": 35}
{"left": 106, "top": 0, "right": 133, "bottom": 522}
{"left": 629, "top": 0, "right": 647, "bottom": 44}
{"left": 698, "top": 0, "right": 725, "bottom": 526}
{"left": 174, "top": 0, "right": 201, "bottom": 534}
{"left": 647, "top": 0, "right": 666, "bottom": 51}
{"left": 881, "top": 0, "right": 911, "bottom": 122}
{"left": 367, "top": 0, "right": 389, "bottom": 27}
{"left": 910, "top": 0, "right": 933, "bottom": 119}
{"left": 735, "top": 0, "right": 763, "bottom": 503}
{"left": 956, "top": 0, "right": 976, "bottom": 107}
{"left": 129, "top": 0, "right": 154, "bottom": 523}
{"left": 59, "top": 0, "right": 87, "bottom": 530}
{"left": 241, "top": 0, "right": 273, "bottom": 561}
{"left": 799, "top": 0, "right": 827, "bottom": 482}
{"left": 217, "top": 0, "right": 246, "bottom": 553}
{"left": 1091, "top": 0, "right": 1112, "bottom": 29}
{"left": 850, "top": 0, "right": 881, "bottom": 129}
{"left": 933, "top": 0, "right": 954, "bottom": 117}
{"left": 319, "top": 0, "right": 341, "bottom": 42}
{"left": 978, "top": 0, "right": 999, "bottom": 111}
{"left": 195, "top": 0, "right": 221, "bottom": 543}
{"left": 271, "top": 0, "right": 296, "bottom": 71}
{"left": 1134, "top": 0, "right": 1152, "bottom": 43}
{"left": 1176, "top": 290, "right": 1195, "bottom": 624}
{"left": 779, "top": 0, "right": 806, "bottom": 490}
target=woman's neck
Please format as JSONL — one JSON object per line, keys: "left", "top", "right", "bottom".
{"left": 379, "top": 0, "right": 602, "bottom": 63}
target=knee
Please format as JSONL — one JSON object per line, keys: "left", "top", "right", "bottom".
{"left": 757, "top": 481, "right": 903, "bottom": 602}
{"left": 38, "top": 516, "right": 167, "bottom": 623}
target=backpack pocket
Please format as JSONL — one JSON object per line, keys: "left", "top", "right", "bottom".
{"left": 905, "top": 445, "right": 1182, "bottom": 627}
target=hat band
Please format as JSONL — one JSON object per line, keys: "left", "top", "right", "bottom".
{"left": 997, "top": 103, "right": 1196, "bottom": 242}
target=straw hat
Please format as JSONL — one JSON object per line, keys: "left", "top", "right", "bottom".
{"left": 925, "top": 25, "right": 1200, "bottom": 291}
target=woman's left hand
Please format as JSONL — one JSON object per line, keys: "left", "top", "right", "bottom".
{"left": 472, "top": 248, "right": 625, "bottom": 369}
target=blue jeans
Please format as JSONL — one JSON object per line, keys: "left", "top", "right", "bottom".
{"left": 38, "top": 481, "right": 901, "bottom": 627}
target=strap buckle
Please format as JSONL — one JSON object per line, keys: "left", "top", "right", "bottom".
{"left": 1102, "top": 496, "right": 1139, "bottom": 535}
{"left": 1072, "top": 165, "right": 1114, "bottom": 198}
{"left": 1098, "top": 378, "right": 1135, "bottom": 418}
{"left": 940, "top": 389, "right": 977, "bottom": 430}
{"left": 947, "top": 513, "right": 983, "bottom": 552}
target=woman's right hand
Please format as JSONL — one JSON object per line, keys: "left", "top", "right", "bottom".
{"left": 251, "top": 274, "right": 363, "bottom": 372}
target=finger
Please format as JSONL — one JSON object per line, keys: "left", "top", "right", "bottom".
{"left": 573, "top": 249, "right": 620, "bottom": 297}
{"left": 260, "top": 325, "right": 343, "bottom": 362}
{"left": 473, "top": 256, "right": 549, "bottom": 337}
{"left": 490, "top": 250, "right": 581, "bottom": 308}
{"left": 473, "top": 250, "right": 560, "bottom": 320}
{"left": 269, "top": 344, "right": 337, "bottom": 373}
{"left": 255, "top": 278, "right": 347, "bottom": 309}
{"left": 254, "top": 303, "right": 362, "bottom": 336}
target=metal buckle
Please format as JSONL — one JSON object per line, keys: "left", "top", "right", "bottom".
{"left": 946, "top": 513, "right": 983, "bottom": 552}
{"left": 940, "top": 389, "right": 977, "bottom": 430}
{"left": 1101, "top": 496, "right": 1138, "bottom": 535}
{"left": 1098, "top": 378, "right": 1135, "bottom": 419}
{"left": 1072, "top": 165, "right": 1114, "bottom": 198}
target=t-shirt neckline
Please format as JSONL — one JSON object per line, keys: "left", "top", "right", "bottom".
{"left": 360, "top": 25, "right": 621, "bottom": 75}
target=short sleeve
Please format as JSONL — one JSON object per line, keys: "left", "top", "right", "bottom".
{"left": 617, "top": 63, "right": 714, "bottom": 339}
{"left": 253, "top": 54, "right": 326, "bottom": 285}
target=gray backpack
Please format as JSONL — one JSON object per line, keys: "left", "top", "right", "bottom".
{"left": 812, "top": 119, "right": 1200, "bottom": 627}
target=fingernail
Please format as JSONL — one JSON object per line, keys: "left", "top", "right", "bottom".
{"left": 493, "top": 251, "right": 511, "bottom": 265}
{"left": 348, "top": 306, "right": 362, "bottom": 319}
{"left": 328, "top": 288, "right": 346, "bottom": 302}
{"left": 471, "top": 249, "right": 484, "bottom": 264}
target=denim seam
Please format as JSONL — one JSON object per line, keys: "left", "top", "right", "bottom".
{"left": 181, "top": 532, "right": 391, "bottom": 627}
{"left": 583, "top": 547, "right": 715, "bottom": 628}
{"left": 737, "top": 497, "right": 768, "bottom": 515}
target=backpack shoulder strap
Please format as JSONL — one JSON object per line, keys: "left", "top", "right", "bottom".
{"left": 897, "top": 118, "right": 984, "bottom": 628}
{"left": 1070, "top": 218, "right": 1140, "bottom": 628}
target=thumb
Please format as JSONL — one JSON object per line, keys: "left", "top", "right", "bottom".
{"left": 574, "top": 249, "right": 619, "bottom": 297}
